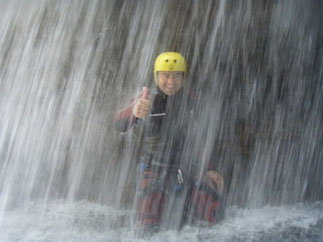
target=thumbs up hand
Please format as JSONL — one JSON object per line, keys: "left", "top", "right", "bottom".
{"left": 133, "top": 87, "right": 151, "bottom": 119}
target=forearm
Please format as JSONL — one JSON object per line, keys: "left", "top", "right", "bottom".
{"left": 114, "top": 104, "right": 137, "bottom": 132}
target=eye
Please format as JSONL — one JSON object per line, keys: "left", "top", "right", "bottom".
{"left": 165, "top": 59, "right": 169, "bottom": 62}
{"left": 174, "top": 59, "right": 177, "bottom": 63}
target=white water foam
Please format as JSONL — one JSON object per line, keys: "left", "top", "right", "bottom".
{"left": 0, "top": 200, "right": 322, "bottom": 242}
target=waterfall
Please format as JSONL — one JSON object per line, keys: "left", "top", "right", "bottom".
{"left": 0, "top": 0, "right": 322, "bottom": 241}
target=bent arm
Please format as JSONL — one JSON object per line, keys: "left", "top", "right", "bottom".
{"left": 114, "top": 88, "right": 150, "bottom": 132}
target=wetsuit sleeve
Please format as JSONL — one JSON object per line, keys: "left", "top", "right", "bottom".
{"left": 114, "top": 98, "right": 138, "bottom": 132}
{"left": 206, "top": 145, "right": 223, "bottom": 174}
{"left": 207, "top": 160, "right": 217, "bottom": 171}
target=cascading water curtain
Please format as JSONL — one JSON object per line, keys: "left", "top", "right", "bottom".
{"left": 0, "top": 0, "right": 322, "bottom": 241}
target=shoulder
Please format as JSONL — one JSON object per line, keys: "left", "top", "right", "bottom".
{"left": 187, "top": 89, "right": 197, "bottom": 102}
{"left": 183, "top": 89, "right": 197, "bottom": 110}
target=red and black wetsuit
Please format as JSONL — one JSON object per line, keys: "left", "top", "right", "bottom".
{"left": 115, "top": 87, "right": 223, "bottom": 229}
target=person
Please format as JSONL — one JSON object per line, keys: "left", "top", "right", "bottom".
{"left": 115, "top": 52, "right": 224, "bottom": 230}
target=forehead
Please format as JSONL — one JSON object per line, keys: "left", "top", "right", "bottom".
{"left": 158, "top": 71, "right": 183, "bottom": 76}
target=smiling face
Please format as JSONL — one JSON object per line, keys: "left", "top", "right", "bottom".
{"left": 156, "top": 71, "right": 184, "bottom": 96}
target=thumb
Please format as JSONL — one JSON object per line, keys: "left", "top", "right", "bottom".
{"left": 142, "top": 87, "right": 149, "bottom": 99}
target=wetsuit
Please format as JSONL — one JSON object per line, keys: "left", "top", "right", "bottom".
{"left": 115, "top": 87, "right": 223, "bottom": 228}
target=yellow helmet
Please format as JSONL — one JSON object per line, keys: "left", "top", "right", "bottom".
{"left": 154, "top": 52, "right": 187, "bottom": 84}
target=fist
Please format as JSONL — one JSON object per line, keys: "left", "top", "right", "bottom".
{"left": 133, "top": 87, "right": 150, "bottom": 119}
{"left": 206, "top": 170, "right": 224, "bottom": 194}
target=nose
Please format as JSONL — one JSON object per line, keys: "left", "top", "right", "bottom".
{"left": 166, "top": 78, "right": 175, "bottom": 87}
{"left": 167, "top": 74, "right": 175, "bottom": 84}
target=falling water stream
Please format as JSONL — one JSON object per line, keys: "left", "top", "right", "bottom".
{"left": 0, "top": 0, "right": 322, "bottom": 241}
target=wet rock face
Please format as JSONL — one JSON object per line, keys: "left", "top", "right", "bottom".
{"left": 0, "top": 0, "right": 322, "bottom": 211}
